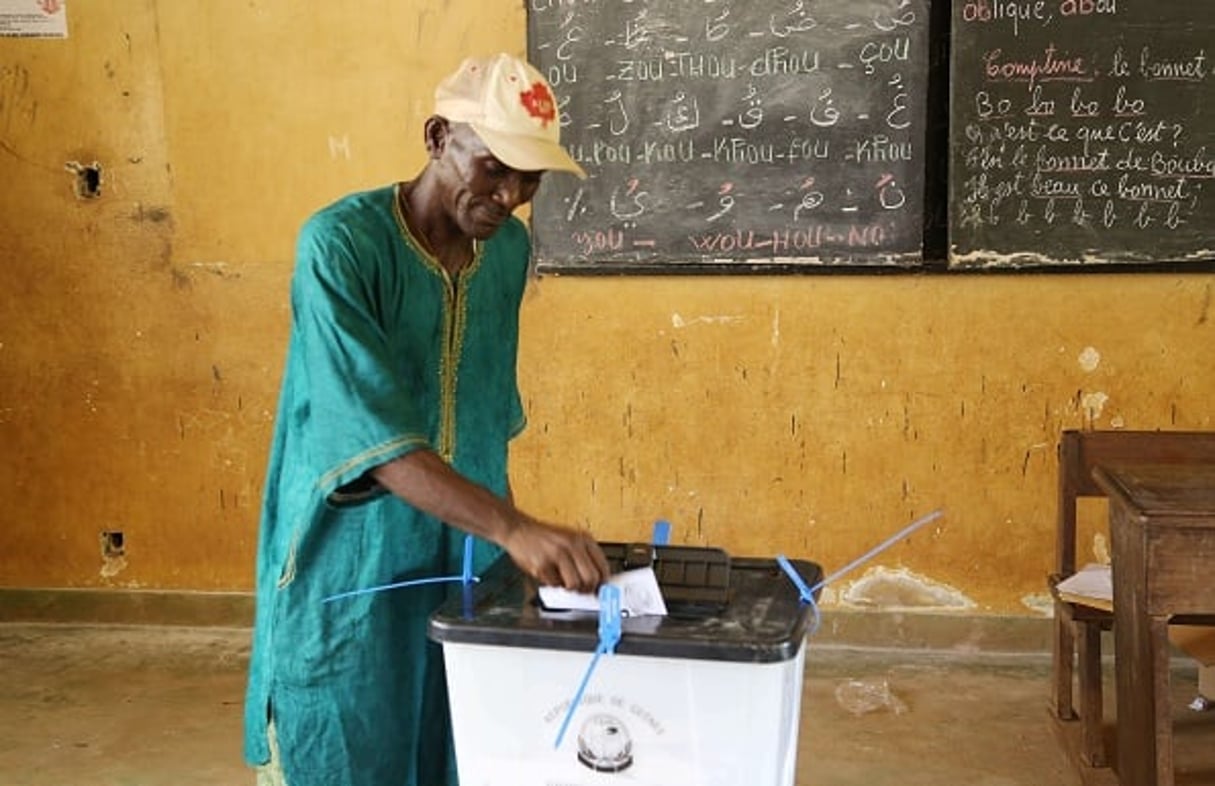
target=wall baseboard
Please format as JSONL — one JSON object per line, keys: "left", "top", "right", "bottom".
{"left": 0, "top": 587, "right": 255, "bottom": 629}
{"left": 0, "top": 587, "right": 1055, "bottom": 653}
{"left": 810, "top": 607, "right": 1052, "bottom": 653}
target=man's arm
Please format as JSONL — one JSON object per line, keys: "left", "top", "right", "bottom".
{"left": 370, "top": 451, "right": 610, "bottom": 593}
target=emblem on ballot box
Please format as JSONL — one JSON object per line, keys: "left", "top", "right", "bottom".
{"left": 576, "top": 713, "right": 634, "bottom": 773}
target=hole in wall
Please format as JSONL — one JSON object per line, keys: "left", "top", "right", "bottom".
{"left": 100, "top": 529, "right": 125, "bottom": 558}
{"left": 65, "top": 161, "right": 103, "bottom": 199}
{"left": 99, "top": 529, "right": 128, "bottom": 578}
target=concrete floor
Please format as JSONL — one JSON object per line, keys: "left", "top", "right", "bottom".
{"left": 0, "top": 624, "right": 1211, "bottom": 786}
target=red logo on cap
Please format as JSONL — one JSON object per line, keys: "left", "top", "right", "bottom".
{"left": 519, "top": 82, "right": 556, "bottom": 128}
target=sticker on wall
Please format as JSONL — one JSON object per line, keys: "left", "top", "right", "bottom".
{"left": 0, "top": 0, "right": 67, "bottom": 38}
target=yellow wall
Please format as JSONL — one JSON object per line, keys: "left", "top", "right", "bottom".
{"left": 1, "top": 2, "right": 1211, "bottom": 613}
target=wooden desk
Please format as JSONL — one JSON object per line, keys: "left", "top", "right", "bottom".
{"left": 1093, "top": 463, "right": 1215, "bottom": 786}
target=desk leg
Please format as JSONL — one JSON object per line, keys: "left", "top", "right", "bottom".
{"left": 1113, "top": 506, "right": 1154, "bottom": 786}
{"left": 1078, "top": 620, "right": 1106, "bottom": 767}
{"left": 1054, "top": 605, "right": 1078, "bottom": 721}
{"left": 1149, "top": 616, "right": 1174, "bottom": 786}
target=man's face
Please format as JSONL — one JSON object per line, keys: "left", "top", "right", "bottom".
{"left": 438, "top": 123, "right": 544, "bottom": 240}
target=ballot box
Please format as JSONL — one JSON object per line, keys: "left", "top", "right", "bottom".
{"left": 428, "top": 543, "right": 821, "bottom": 786}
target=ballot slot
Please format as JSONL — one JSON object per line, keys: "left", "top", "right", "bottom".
{"left": 586, "top": 542, "right": 731, "bottom": 616}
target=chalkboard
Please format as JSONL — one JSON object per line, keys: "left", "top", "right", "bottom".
{"left": 526, "top": 0, "right": 932, "bottom": 273}
{"left": 949, "top": 0, "right": 1215, "bottom": 268}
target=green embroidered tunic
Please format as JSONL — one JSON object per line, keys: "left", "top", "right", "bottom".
{"left": 244, "top": 184, "right": 527, "bottom": 786}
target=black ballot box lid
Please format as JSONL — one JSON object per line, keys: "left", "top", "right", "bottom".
{"left": 428, "top": 543, "right": 822, "bottom": 664}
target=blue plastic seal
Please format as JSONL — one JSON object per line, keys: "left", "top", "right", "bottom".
{"left": 321, "top": 534, "right": 482, "bottom": 604}
{"left": 554, "top": 585, "right": 623, "bottom": 749}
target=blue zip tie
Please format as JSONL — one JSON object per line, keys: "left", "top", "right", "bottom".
{"left": 321, "top": 574, "right": 479, "bottom": 603}
{"left": 554, "top": 584, "right": 622, "bottom": 750}
{"left": 599, "top": 583, "right": 623, "bottom": 650}
{"left": 808, "top": 509, "right": 943, "bottom": 595}
{"left": 322, "top": 535, "right": 482, "bottom": 603}
{"left": 461, "top": 534, "right": 475, "bottom": 584}
{"left": 777, "top": 509, "right": 943, "bottom": 638}
{"left": 776, "top": 555, "right": 822, "bottom": 637}
{"left": 777, "top": 555, "right": 815, "bottom": 603}
{"left": 651, "top": 519, "right": 672, "bottom": 546}
{"left": 460, "top": 579, "right": 477, "bottom": 621}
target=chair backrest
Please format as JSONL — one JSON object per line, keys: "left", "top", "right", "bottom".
{"left": 1056, "top": 430, "right": 1215, "bottom": 576}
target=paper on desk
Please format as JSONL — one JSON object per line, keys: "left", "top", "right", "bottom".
{"left": 538, "top": 567, "right": 668, "bottom": 616}
{"left": 1056, "top": 563, "right": 1113, "bottom": 611}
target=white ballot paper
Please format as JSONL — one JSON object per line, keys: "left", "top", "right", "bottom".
{"left": 538, "top": 567, "right": 668, "bottom": 616}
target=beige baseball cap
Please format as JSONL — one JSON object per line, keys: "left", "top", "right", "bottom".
{"left": 434, "top": 53, "right": 586, "bottom": 179}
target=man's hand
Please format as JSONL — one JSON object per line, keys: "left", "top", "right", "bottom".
{"left": 501, "top": 516, "right": 611, "bottom": 594}
{"left": 369, "top": 451, "right": 611, "bottom": 593}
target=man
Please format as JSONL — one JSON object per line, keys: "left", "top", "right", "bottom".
{"left": 244, "top": 53, "right": 611, "bottom": 786}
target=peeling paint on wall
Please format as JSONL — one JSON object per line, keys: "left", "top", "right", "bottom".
{"left": 670, "top": 312, "right": 744, "bottom": 328}
{"left": 188, "top": 261, "right": 240, "bottom": 279}
{"left": 1081, "top": 391, "right": 1109, "bottom": 424}
{"left": 1021, "top": 593, "right": 1054, "bottom": 617}
{"left": 1077, "top": 346, "right": 1101, "bottom": 372}
{"left": 1091, "top": 533, "right": 1111, "bottom": 565}
{"left": 328, "top": 134, "right": 351, "bottom": 160}
{"left": 838, "top": 566, "right": 976, "bottom": 610}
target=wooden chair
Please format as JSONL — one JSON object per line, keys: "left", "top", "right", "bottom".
{"left": 1051, "top": 429, "right": 1215, "bottom": 769}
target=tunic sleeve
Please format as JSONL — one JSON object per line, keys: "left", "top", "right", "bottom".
{"left": 289, "top": 213, "right": 431, "bottom": 498}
